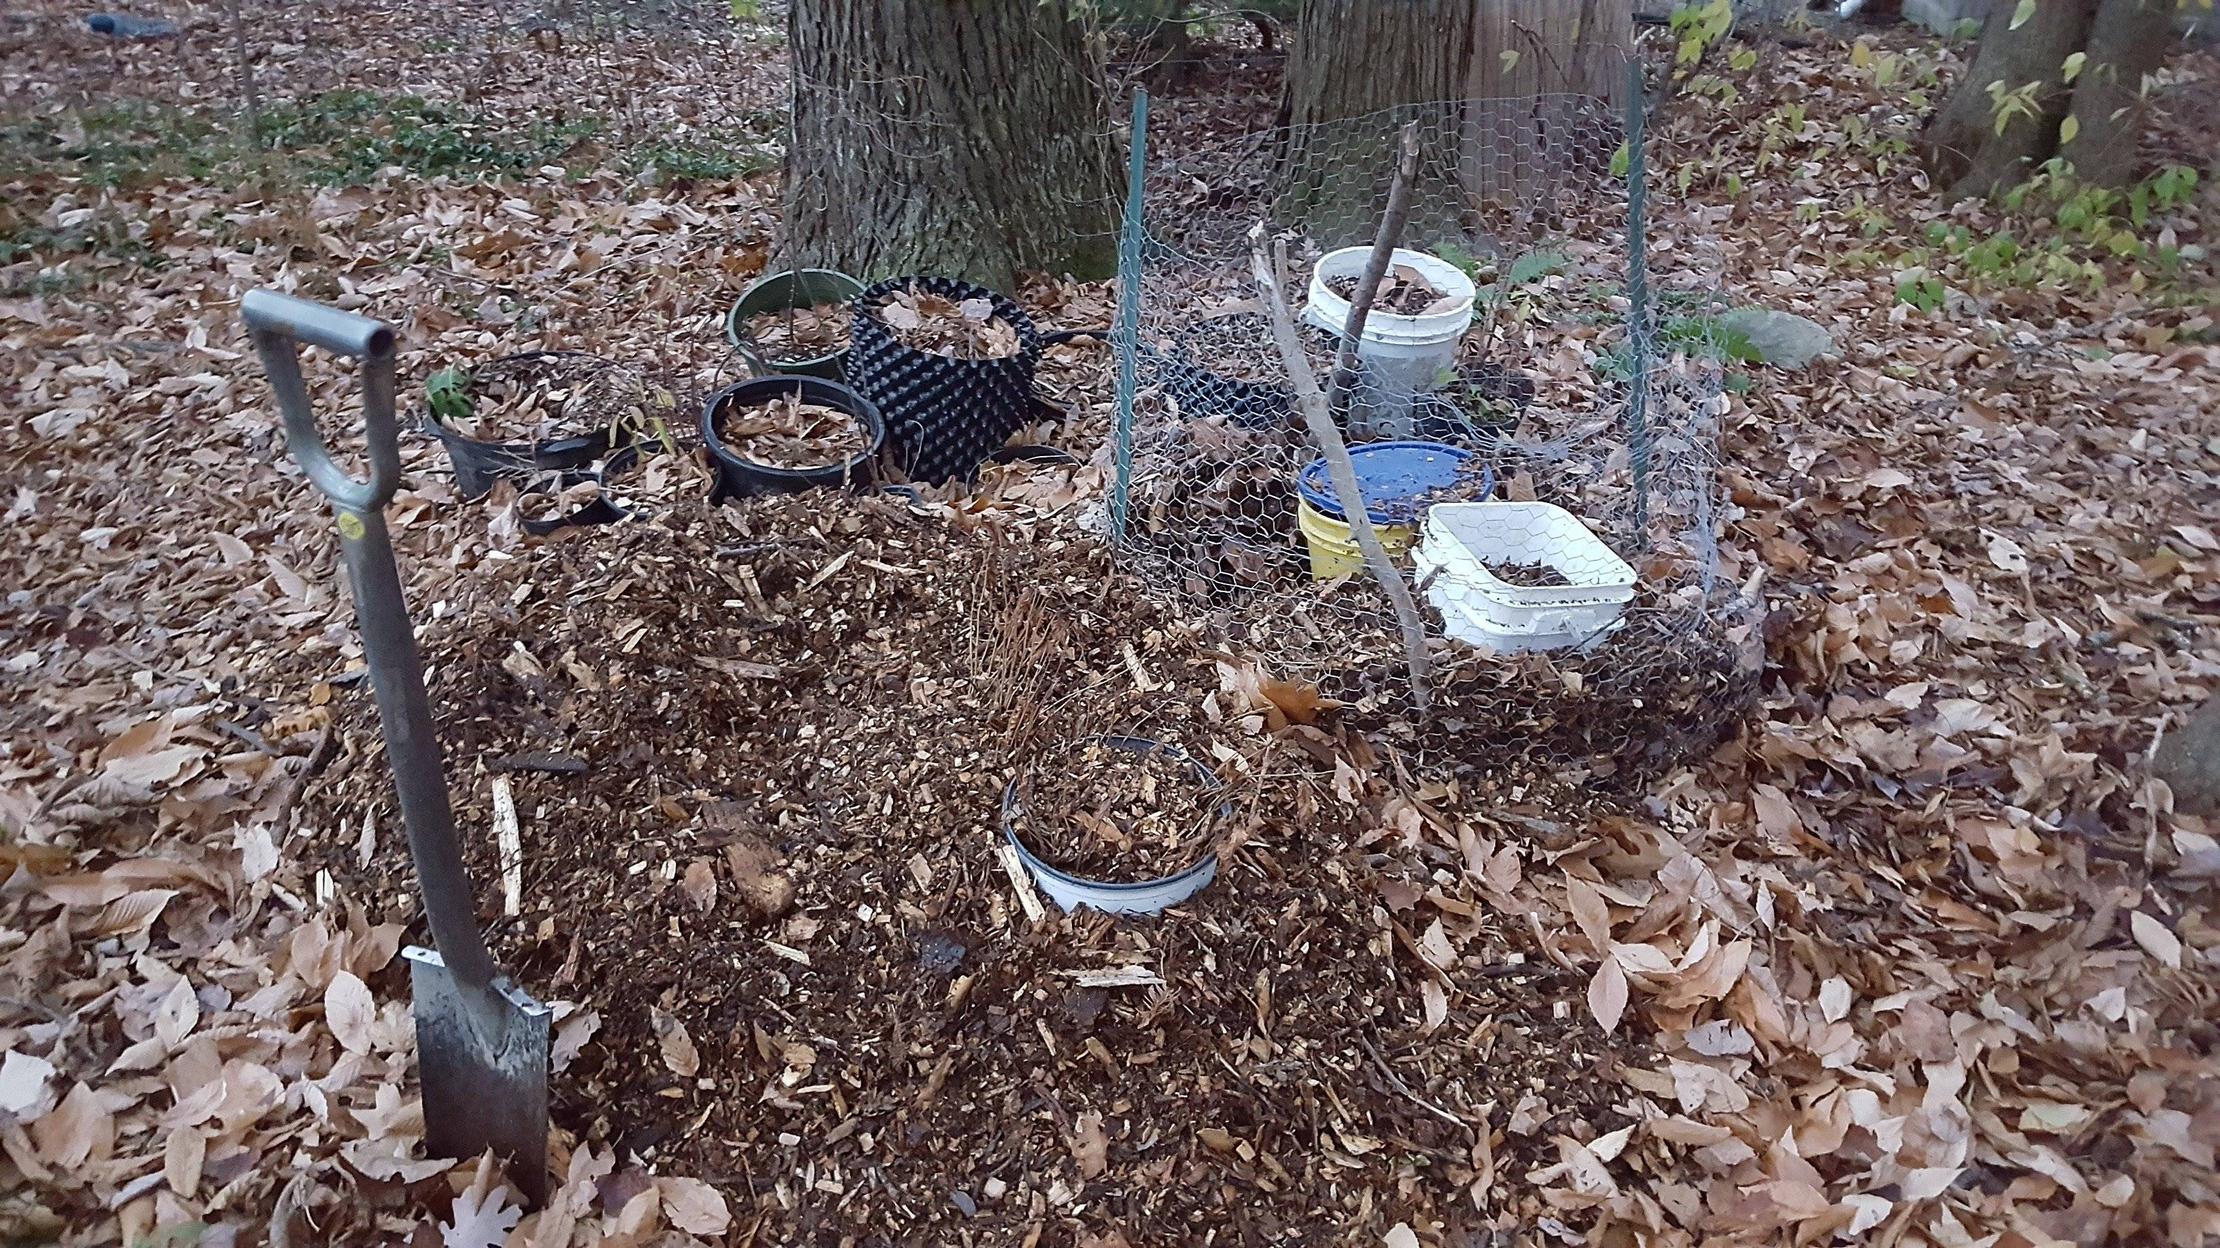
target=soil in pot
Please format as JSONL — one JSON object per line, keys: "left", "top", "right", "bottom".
{"left": 1326, "top": 262, "right": 1460, "bottom": 316}
{"left": 715, "top": 390, "right": 872, "bottom": 470}
{"left": 878, "top": 284, "right": 1023, "bottom": 360}
{"left": 1485, "top": 560, "right": 1572, "bottom": 588}
{"left": 1015, "top": 739, "right": 1220, "bottom": 881}
{"left": 439, "top": 354, "right": 647, "bottom": 444}
{"left": 740, "top": 304, "right": 850, "bottom": 366}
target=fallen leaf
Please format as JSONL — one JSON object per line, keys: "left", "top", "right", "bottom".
{"left": 0, "top": 1050, "right": 56, "bottom": 1119}
{"left": 681, "top": 860, "right": 717, "bottom": 912}
{"left": 652, "top": 1007, "right": 700, "bottom": 1078}
{"left": 1418, "top": 919, "right": 1457, "bottom": 972}
{"left": 2130, "top": 911, "right": 2183, "bottom": 969}
{"left": 657, "top": 1176, "right": 731, "bottom": 1234}
{"left": 164, "top": 1127, "right": 204, "bottom": 1200}
{"left": 441, "top": 1154, "right": 522, "bottom": 1248}
{"left": 1421, "top": 979, "right": 1449, "bottom": 1033}
{"left": 1588, "top": 957, "right": 1628, "bottom": 1033}
{"left": 1383, "top": 1225, "right": 1421, "bottom": 1248}
{"left": 325, "top": 971, "right": 376, "bottom": 1055}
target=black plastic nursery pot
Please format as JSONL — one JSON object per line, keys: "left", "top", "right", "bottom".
{"left": 428, "top": 351, "right": 632, "bottom": 500}
{"left": 700, "top": 376, "right": 887, "bottom": 501}
{"left": 844, "top": 276, "right": 1043, "bottom": 485}
{"left": 516, "top": 447, "right": 633, "bottom": 536}
{"left": 725, "top": 268, "right": 866, "bottom": 380}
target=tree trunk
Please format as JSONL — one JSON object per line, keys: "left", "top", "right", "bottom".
{"left": 785, "top": 0, "right": 1121, "bottom": 291}
{"left": 2056, "top": 0, "right": 2175, "bottom": 186}
{"left": 1919, "top": 0, "right": 2098, "bottom": 198}
{"left": 1277, "top": 0, "right": 1631, "bottom": 245}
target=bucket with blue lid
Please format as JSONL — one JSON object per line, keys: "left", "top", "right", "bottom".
{"left": 1294, "top": 440, "right": 1494, "bottom": 581}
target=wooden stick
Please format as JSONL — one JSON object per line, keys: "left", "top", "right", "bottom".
{"left": 1247, "top": 124, "right": 1433, "bottom": 717}
{"left": 1325, "top": 123, "right": 1423, "bottom": 421}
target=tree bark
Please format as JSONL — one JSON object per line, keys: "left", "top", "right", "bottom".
{"left": 1277, "top": 0, "right": 1631, "bottom": 244}
{"left": 1920, "top": 0, "right": 2099, "bottom": 198}
{"left": 2056, "top": 0, "right": 2175, "bottom": 186}
{"left": 785, "top": 0, "right": 1122, "bottom": 291}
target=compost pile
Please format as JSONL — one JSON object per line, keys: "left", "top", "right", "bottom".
{"left": 716, "top": 391, "right": 871, "bottom": 469}
{"left": 295, "top": 493, "right": 1613, "bottom": 1243}
{"left": 742, "top": 304, "right": 850, "bottom": 364}
{"left": 880, "top": 285, "right": 1023, "bottom": 359}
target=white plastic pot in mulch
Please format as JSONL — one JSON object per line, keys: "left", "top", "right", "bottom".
{"left": 999, "top": 735, "right": 1231, "bottom": 917}
{"left": 1300, "top": 246, "right": 1477, "bottom": 438}
{"left": 1414, "top": 501, "right": 1638, "bottom": 654}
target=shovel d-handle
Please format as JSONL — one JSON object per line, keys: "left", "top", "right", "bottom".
{"left": 242, "top": 289, "right": 500, "bottom": 1000}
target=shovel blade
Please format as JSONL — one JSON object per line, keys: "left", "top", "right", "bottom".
{"left": 404, "top": 946, "right": 553, "bottom": 1205}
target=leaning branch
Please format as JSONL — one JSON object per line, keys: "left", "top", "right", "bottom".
{"left": 1247, "top": 122, "right": 1431, "bottom": 716}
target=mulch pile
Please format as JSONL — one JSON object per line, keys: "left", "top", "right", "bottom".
{"left": 295, "top": 493, "right": 1611, "bottom": 1242}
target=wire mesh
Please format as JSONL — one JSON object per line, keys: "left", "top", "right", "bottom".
{"left": 1108, "top": 86, "right": 1760, "bottom": 781}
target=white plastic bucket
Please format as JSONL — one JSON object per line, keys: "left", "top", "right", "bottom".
{"left": 1414, "top": 502, "right": 1638, "bottom": 653}
{"left": 1300, "top": 247, "right": 1475, "bottom": 437}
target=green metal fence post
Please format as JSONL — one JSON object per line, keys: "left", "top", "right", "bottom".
{"left": 1110, "top": 89, "right": 1149, "bottom": 547}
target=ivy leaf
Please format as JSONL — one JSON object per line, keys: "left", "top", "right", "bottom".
{"left": 2009, "top": 0, "right": 2037, "bottom": 29}
{"left": 2059, "top": 114, "right": 2080, "bottom": 145}
{"left": 2061, "top": 51, "right": 2086, "bottom": 83}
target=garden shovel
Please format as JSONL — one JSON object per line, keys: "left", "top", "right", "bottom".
{"left": 242, "top": 289, "right": 551, "bottom": 1205}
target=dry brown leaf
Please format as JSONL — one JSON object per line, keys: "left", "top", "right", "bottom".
{"left": 1417, "top": 919, "right": 1457, "bottom": 972}
{"left": 2129, "top": 911, "right": 2183, "bottom": 969}
{"left": 164, "top": 1127, "right": 204, "bottom": 1200}
{"left": 680, "top": 859, "right": 717, "bottom": 913}
{"left": 656, "top": 1176, "right": 731, "bottom": 1235}
{"left": 651, "top": 1007, "right": 700, "bottom": 1078}
{"left": 1588, "top": 957, "right": 1629, "bottom": 1034}
{"left": 325, "top": 971, "right": 377, "bottom": 1055}
{"left": 29, "top": 1083, "right": 110, "bottom": 1170}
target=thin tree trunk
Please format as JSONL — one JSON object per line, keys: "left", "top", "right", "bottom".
{"left": 1920, "top": 0, "right": 2099, "bottom": 199}
{"left": 2057, "top": 0, "right": 2174, "bottom": 186}
{"left": 1278, "top": 0, "right": 1632, "bottom": 244}
{"left": 785, "top": 0, "right": 1121, "bottom": 291}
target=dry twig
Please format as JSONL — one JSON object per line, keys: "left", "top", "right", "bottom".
{"left": 1248, "top": 122, "right": 1432, "bottom": 715}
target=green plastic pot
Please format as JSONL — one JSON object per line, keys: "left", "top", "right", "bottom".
{"left": 725, "top": 268, "right": 866, "bottom": 380}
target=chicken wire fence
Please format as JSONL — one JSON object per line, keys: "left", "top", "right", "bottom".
{"left": 1106, "top": 89, "right": 1761, "bottom": 781}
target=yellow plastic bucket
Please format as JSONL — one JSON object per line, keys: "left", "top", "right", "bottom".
{"left": 1298, "top": 497, "right": 1415, "bottom": 581}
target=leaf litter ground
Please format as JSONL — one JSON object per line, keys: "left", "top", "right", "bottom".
{"left": 1, "top": 6, "right": 2217, "bottom": 1247}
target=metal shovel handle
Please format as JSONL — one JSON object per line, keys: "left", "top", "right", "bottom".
{"left": 243, "top": 289, "right": 500, "bottom": 998}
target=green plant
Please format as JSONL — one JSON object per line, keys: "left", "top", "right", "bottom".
{"left": 425, "top": 367, "right": 474, "bottom": 426}
{"left": 1895, "top": 269, "right": 1947, "bottom": 313}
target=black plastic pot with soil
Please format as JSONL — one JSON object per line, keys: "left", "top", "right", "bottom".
{"left": 425, "top": 352, "right": 645, "bottom": 498}
{"left": 726, "top": 269, "right": 866, "bottom": 380}
{"left": 700, "top": 376, "right": 886, "bottom": 501}
{"left": 844, "top": 276, "right": 1043, "bottom": 485}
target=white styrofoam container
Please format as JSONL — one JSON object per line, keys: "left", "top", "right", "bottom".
{"left": 1415, "top": 502, "right": 1637, "bottom": 653}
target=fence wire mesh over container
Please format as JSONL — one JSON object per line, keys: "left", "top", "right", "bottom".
{"left": 1108, "top": 91, "right": 1761, "bottom": 785}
